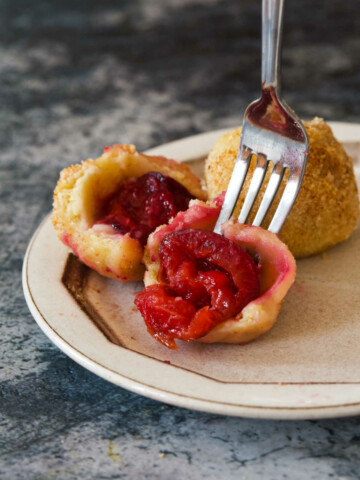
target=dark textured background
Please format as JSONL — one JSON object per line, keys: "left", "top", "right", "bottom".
{"left": 1, "top": 1, "right": 360, "bottom": 478}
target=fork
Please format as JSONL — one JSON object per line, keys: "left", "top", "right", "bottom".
{"left": 214, "top": 0, "right": 309, "bottom": 235}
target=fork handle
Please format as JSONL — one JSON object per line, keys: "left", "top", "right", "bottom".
{"left": 262, "top": 0, "right": 284, "bottom": 90}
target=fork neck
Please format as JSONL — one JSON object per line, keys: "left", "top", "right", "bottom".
{"left": 261, "top": 0, "right": 284, "bottom": 92}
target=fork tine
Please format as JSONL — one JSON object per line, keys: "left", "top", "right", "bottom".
{"left": 238, "top": 154, "right": 268, "bottom": 224}
{"left": 252, "top": 163, "right": 284, "bottom": 227}
{"left": 268, "top": 172, "right": 301, "bottom": 234}
{"left": 213, "top": 146, "right": 252, "bottom": 234}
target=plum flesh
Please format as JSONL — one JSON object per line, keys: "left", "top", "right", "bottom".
{"left": 96, "top": 172, "right": 195, "bottom": 245}
{"left": 135, "top": 229, "right": 260, "bottom": 349}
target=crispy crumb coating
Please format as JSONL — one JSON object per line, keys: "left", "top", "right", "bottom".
{"left": 205, "top": 118, "right": 359, "bottom": 257}
{"left": 52, "top": 144, "right": 207, "bottom": 282}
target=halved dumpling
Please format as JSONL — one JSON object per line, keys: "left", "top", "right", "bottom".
{"left": 52, "top": 144, "right": 206, "bottom": 282}
{"left": 138, "top": 198, "right": 296, "bottom": 348}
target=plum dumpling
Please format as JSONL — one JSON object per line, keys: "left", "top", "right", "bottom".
{"left": 205, "top": 118, "right": 359, "bottom": 258}
{"left": 136, "top": 198, "right": 296, "bottom": 349}
{"left": 52, "top": 144, "right": 206, "bottom": 282}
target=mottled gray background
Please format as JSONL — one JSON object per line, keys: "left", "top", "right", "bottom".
{"left": 1, "top": 0, "right": 360, "bottom": 479}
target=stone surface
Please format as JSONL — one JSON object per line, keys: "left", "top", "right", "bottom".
{"left": 1, "top": 0, "right": 360, "bottom": 478}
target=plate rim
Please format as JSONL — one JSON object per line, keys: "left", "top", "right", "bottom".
{"left": 22, "top": 122, "right": 360, "bottom": 420}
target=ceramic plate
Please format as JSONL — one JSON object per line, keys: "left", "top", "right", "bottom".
{"left": 23, "top": 122, "right": 360, "bottom": 420}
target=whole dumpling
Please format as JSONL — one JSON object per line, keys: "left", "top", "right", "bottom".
{"left": 205, "top": 118, "right": 359, "bottom": 258}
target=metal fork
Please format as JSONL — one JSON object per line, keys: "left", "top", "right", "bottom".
{"left": 214, "top": 0, "right": 309, "bottom": 235}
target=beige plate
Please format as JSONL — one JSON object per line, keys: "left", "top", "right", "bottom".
{"left": 22, "top": 122, "right": 360, "bottom": 420}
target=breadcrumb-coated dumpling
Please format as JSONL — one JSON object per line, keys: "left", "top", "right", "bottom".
{"left": 205, "top": 118, "right": 359, "bottom": 258}
{"left": 52, "top": 144, "right": 206, "bottom": 282}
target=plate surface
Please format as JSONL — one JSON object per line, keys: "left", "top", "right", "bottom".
{"left": 23, "top": 123, "right": 360, "bottom": 419}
